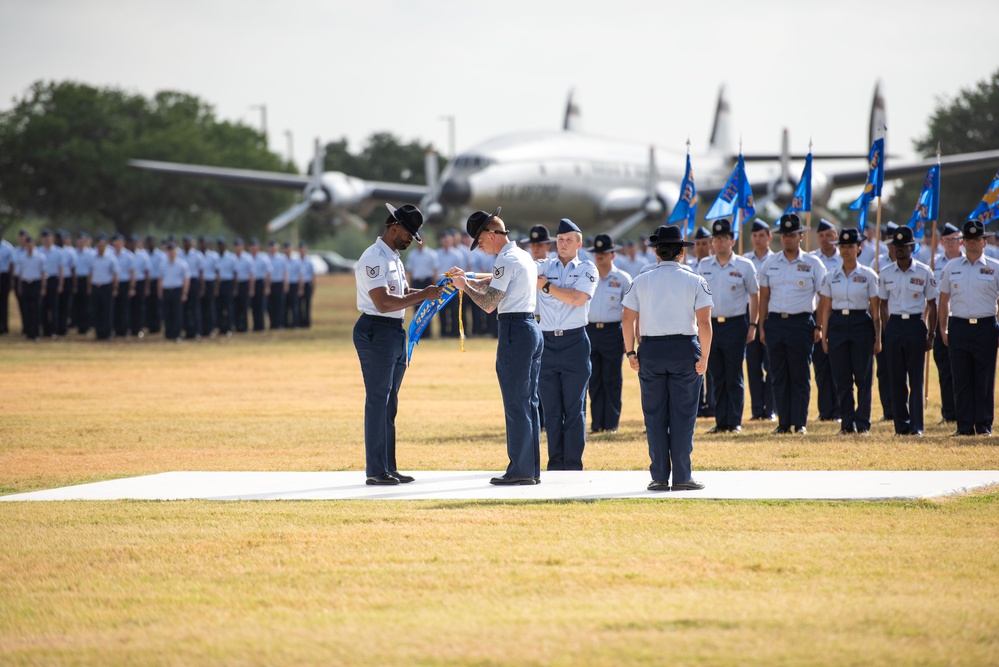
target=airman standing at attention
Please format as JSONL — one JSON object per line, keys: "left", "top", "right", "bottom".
{"left": 697, "top": 218, "right": 758, "bottom": 434}
{"left": 299, "top": 242, "right": 315, "bottom": 328}
{"left": 535, "top": 218, "right": 598, "bottom": 470}
{"left": 585, "top": 233, "right": 632, "bottom": 435}
{"left": 199, "top": 236, "right": 220, "bottom": 337}
{"left": 810, "top": 219, "right": 843, "bottom": 422}
{"left": 450, "top": 207, "right": 543, "bottom": 486}
{"left": 215, "top": 237, "right": 237, "bottom": 336}
{"left": 159, "top": 241, "right": 190, "bottom": 343}
{"left": 354, "top": 204, "right": 442, "bottom": 486}
{"left": 267, "top": 240, "right": 288, "bottom": 330}
{"left": 127, "top": 235, "right": 150, "bottom": 338}
{"left": 56, "top": 230, "right": 75, "bottom": 336}
{"left": 817, "top": 228, "right": 881, "bottom": 435}
{"left": 181, "top": 235, "right": 203, "bottom": 339}
{"left": 878, "top": 225, "right": 937, "bottom": 437}
{"left": 111, "top": 233, "right": 135, "bottom": 338}
{"left": 39, "top": 229, "right": 63, "bottom": 338}
{"left": 938, "top": 220, "right": 999, "bottom": 437}
{"left": 233, "top": 238, "right": 253, "bottom": 333}
{"left": 284, "top": 241, "right": 303, "bottom": 328}
{"left": 622, "top": 225, "right": 712, "bottom": 492}
{"left": 758, "top": 213, "right": 827, "bottom": 435}
{"left": 743, "top": 219, "right": 776, "bottom": 421}
{"left": 73, "top": 233, "right": 95, "bottom": 335}
{"left": 88, "top": 233, "right": 119, "bottom": 341}
{"left": 17, "top": 234, "right": 46, "bottom": 341}
{"left": 249, "top": 238, "right": 271, "bottom": 332}
{"left": 144, "top": 236, "right": 165, "bottom": 335}
{"left": 0, "top": 224, "right": 14, "bottom": 335}
{"left": 928, "top": 223, "right": 964, "bottom": 425}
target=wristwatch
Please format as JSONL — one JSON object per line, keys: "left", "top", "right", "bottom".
{"left": 626, "top": 350, "right": 637, "bottom": 358}
{"left": 749, "top": 322, "right": 759, "bottom": 328}
{"left": 542, "top": 281, "right": 551, "bottom": 294}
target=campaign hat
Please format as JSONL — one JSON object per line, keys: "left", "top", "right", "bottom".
{"left": 835, "top": 228, "right": 861, "bottom": 245}
{"left": 775, "top": 213, "right": 807, "bottom": 234}
{"left": 465, "top": 207, "right": 502, "bottom": 250}
{"left": 887, "top": 226, "right": 916, "bottom": 246}
{"left": 523, "top": 224, "right": 551, "bottom": 244}
{"left": 385, "top": 203, "right": 425, "bottom": 243}
{"left": 961, "top": 220, "right": 994, "bottom": 240}
{"left": 710, "top": 219, "right": 733, "bottom": 237}
{"left": 587, "top": 233, "right": 620, "bottom": 253}
{"left": 649, "top": 225, "right": 694, "bottom": 248}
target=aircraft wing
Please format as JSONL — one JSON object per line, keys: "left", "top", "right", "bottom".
{"left": 364, "top": 181, "right": 429, "bottom": 205}
{"left": 829, "top": 149, "right": 999, "bottom": 190}
{"left": 129, "top": 159, "right": 311, "bottom": 190}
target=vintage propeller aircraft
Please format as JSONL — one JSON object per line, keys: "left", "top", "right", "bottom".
{"left": 129, "top": 83, "right": 999, "bottom": 237}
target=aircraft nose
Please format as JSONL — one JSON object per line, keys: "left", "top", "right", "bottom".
{"left": 440, "top": 178, "right": 470, "bottom": 206}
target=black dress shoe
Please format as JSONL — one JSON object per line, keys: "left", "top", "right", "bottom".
{"left": 366, "top": 473, "right": 400, "bottom": 486}
{"left": 388, "top": 471, "right": 415, "bottom": 483}
{"left": 792, "top": 426, "right": 807, "bottom": 435}
{"left": 489, "top": 474, "right": 538, "bottom": 486}
{"left": 772, "top": 426, "right": 790, "bottom": 435}
{"left": 837, "top": 428, "right": 856, "bottom": 436}
{"left": 647, "top": 480, "right": 670, "bottom": 492}
{"left": 706, "top": 426, "right": 722, "bottom": 434}
{"left": 671, "top": 479, "right": 705, "bottom": 491}
{"left": 950, "top": 431, "right": 975, "bottom": 437}
{"left": 729, "top": 425, "right": 742, "bottom": 434}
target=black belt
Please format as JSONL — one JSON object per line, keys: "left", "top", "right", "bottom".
{"left": 831, "top": 309, "right": 869, "bottom": 316}
{"left": 543, "top": 326, "right": 584, "bottom": 337}
{"left": 889, "top": 314, "right": 922, "bottom": 321}
{"left": 498, "top": 312, "right": 533, "bottom": 320}
{"left": 587, "top": 322, "right": 621, "bottom": 329}
{"left": 360, "top": 313, "right": 403, "bottom": 327}
{"left": 642, "top": 334, "right": 695, "bottom": 341}
{"left": 711, "top": 316, "right": 745, "bottom": 323}
{"left": 768, "top": 312, "right": 810, "bottom": 319}
{"left": 950, "top": 316, "right": 997, "bottom": 325}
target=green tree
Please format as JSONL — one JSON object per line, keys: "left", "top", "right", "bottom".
{"left": 0, "top": 81, "right": 295, "bottom": 237}
{"left": 884, "top": 69, "right": 999, "bottom": 227}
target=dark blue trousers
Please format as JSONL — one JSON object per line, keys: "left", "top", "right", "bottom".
{"left": 746, "top": 330, "right": 775, "bottom": 418}
{"left": 74, "top": 276, "right": 90, "bottom": 334}
{"left": 540, "top": 328, "right": 591, "bottom": 470}
{"left": 496, "top": 314, "right": 543, "bottom": 479}
{"left": 301, "top": 283, "right": 313, "bottom": 328}
{"left": 43, "top": 276, "right": 60, "bottom": 336}
{"left": 145, "top": 279, "right": 161, "bottom": 334}
{"left": 268, "top": 288, "right": 285, "bottom": 330}
{"left": 812, "top": 332, "right": 841, "bottom": 420}
{"left": 217, "top": 280, "right": 234, "bottom": 334}
{"left": 948, "top": 316, "right": 998, "bottom": 435}
{"left": 876, "top": 347, "right": 893, "bottom": 420}
{"left": 884, "top": 316, "right": 927, "bottom": 434}
{"left": 639, "top": 335, "right": 701, "bottom": 485}
{"left": 765, "top": 313, "right": 814, "bottom": 430}
{"left": 163, "top": 287, "right": 183, "bottom": 340}
{"left": 586, "top": 322, "right": 624, "bottom": 432}
{"left": 827, "top": 311, "right": 875, "bottom": 432}
{"left": 285, "top": 286, "right": 301, "bottom": 328}
{"left": 251, "top": 279, "right": 266, "bottom": 332}
{"left": 184, "top": 278, "right": 201, "bottom": 338}
{"left": 21, "top": 280, "right": 42, "bottom": 339}
{"left": 353, "top": 314, "right": 408, "bottom": 477}
{"left": 708, "top": 316, "right": 749, "bottom": 429}
{"left": 200, "top": 287, "right": 216, "bottom": 336}
{"left": 129, "top": 280, "right": 145, "bottom": 336}
{"left": 235, "top": 281, "right": 250, "bottom": 332}
{"left": 0, "top": 271, "right": 9, "bottom": 334}
{"left": 91, "top": 284, "right": 113, "bottom": 340}
{"left": 932, "top": 325, "right": 956, "bottom": 422}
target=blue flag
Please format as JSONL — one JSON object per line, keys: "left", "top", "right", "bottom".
{"left": 906, "top": 164, "right": 940, "bottom": 241}
{"left": 783, "top": 153, "right": 812, "bottom": 215}
{"left": 707, "top": 154, "right": 755, "bottom": 241}
{"left": 406, "top": 276, "right": 459, "bottom": 363}
{"left": 967, "top": 166, "right": 999, "bottom": 225}
{"left": 848, "top": 137, "right": 886, "bottom": 212}
{"left": 857, "top": 201, "right": 869, "bottom": 233}
{"left": 667, "top": 153, "right": 697, "bottom": 237}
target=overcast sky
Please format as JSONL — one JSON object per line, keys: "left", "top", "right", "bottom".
{"left": 2, "top": 0, "right": 997, "bottom": 178}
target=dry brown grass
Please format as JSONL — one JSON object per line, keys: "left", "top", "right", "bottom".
{"left": 1, "top": 275, "right": 998, "bottom": 666}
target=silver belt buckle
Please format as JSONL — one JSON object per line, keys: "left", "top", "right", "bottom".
{"left": 841, "top": 309, "right": 850, "bottom": 316}
{"left": 716, "top": 316, "right": 726, "bottom": 323}
{"left": 781, "top": 313, "right": 789, "bottom": 319}
{"left": 969, "top": 318, "right": 979, "bottom": 324}
{"left": 553, "top": 329, "right": 564, "bottom": 336}
{"left": 901, "top": 314, "right": 911, "bottom": 320}
{"left": 595, "top": 322, "right": 605, "bottom": 329}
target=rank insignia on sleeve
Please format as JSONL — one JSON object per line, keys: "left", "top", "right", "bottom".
{"left": 493, "top": 266, "right": 504, "bottom": 279}
{"left": 366, "top": 266, "right": 380, "bottom": 278}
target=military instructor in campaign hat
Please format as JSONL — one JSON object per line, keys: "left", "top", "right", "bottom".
{"left": 449, "top": 207, "right": 545, "bottom": 486}
{"left": 354, "top": 204, "right": 442, "bottom": 486}
{"left": 622, "top": 224, "right": 712, "bottom": 492}
{"left": 758, "top": 213, "right": 827, "bottom": 435}
{"left": 937, "top": 220, "right": 999, "bottom": 436}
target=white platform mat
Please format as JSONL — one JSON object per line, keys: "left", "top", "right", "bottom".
{"left": 3, "top": 470, "right": 998, "bottom": 502}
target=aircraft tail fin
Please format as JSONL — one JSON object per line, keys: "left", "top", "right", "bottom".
{"left": 708, "top": 85, "right": 732, "bottom": 157}
{"left": 869, "top": 80, "right": 886, "bottom": 146}
{"left": 563, "top": 88, "right": 582, "bottom": 131}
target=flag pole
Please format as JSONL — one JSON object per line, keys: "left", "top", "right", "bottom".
{"left": 738, "top": 136, "right": 744, "bottom": 255}
{"left": 923, "top": 143, "right": 941, "bottom": 409}
{"left": 805, "top": 138, "right": 813, "bottom": 252}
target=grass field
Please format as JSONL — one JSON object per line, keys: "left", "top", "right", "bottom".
{"left": 1, "top": 274, "right": 998, "bottom": 666}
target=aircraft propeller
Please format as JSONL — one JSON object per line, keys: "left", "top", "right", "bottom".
{"left": 420, "top": 149, "right": 445, "bottom": 221}
{"left": 605, "top": 146, "right": 669, "bottom": 240}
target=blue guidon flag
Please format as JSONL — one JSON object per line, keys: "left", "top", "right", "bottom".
{"left": 907, "top": 164, "right": 940, "bottom": 241}
{"left": 848, "top": 137, "right": 886, "bottom": 221}
{"left": 706, "top": 154, "right": 755, "bottom": 242}
{"left": 667, "top": 153, "right": 697, "bottom": 237}
{"left": 783, "top": 152, "right": 812, "bottom": 216}
{"left": 406, "top": 273, "right": 485, "bottom": 364}
{"left": 967, "top": 166, "right": 999, "bottom": 225}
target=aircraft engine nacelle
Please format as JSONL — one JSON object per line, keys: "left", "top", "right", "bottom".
{"left": 318, "top": 172, "right": 370, "bottom": 213}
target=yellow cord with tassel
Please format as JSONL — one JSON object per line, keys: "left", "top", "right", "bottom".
{"left": 445, "top": 271, "right": 467, "bottom": 353}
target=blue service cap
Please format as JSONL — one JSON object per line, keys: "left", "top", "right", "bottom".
{"left": 95, "top": 232, "right": 109, "bottom": 242}
{"left": 128, "top": 234, "right": 140, "bottom": 243}
{"left": 182, "top": 234, "right": 194, "bottom": 242}
{"left": 234, "top": 237, "right": 244, "bottom": 246}
{"left": 693, "top": 226, "right": 712, "bottom": 239}
{"left": 78, "top": 232, "right": 91, "bottom": 240}
{"left": 298, "top": 240, "right": 307, "bottom": 248}
{"left": 165, "top": 241, "right": 177, "bottom": 250}
{"left": 282, "top": 241, "right": 291, "bottom": 249}
{"left": 249, "top": 237, "right": 260, "bottom": 246}
{"left": 556, "top": 218, "right": 581, "bottom": 235}
{"left": 40, "top": 228, "right": 52, "bottom": 237}
{"left": 267, "top": 239, "right": 278, "bottom": 247}
{"left": 751, "top": 218, "right": 770, "bottom": 233}
{"left": 110, "top": 232, "right": 124, "bottom": 241}
{"left": 817, "top": 218, "right": 836, "bottom": 232}
{"left": 940, "top": 222, "right": 961, "bottom": 237}
{"left": 217, "top": 236, "right": 227, "bottom": 245}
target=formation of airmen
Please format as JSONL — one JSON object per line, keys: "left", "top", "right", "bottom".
{"left": 0, "top": 226, "right": 316, "bottom": 342}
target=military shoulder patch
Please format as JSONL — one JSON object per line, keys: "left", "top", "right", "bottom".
{"left": 366, "top": 266, "right": 380, "bottom": 278}
{"left": 494, "top": 266, "right": 505, "bottom": 279}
